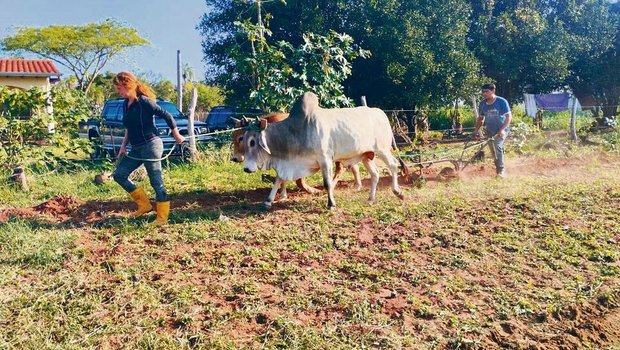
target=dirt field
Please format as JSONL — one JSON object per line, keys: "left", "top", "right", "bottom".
{"left": 1, "top": 153, "right": 620, "bottom": 349}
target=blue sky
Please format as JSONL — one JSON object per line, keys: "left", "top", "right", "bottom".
{"left": 0, "top": 0, "right": 208, "bottom": 83}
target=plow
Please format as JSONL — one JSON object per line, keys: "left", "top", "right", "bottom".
{"left": 396, "top": 135, "right": 495, "bottom": 180}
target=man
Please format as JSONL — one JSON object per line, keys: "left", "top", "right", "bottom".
{"left": 474, "top": 83, "right": 512, "bottom": 177}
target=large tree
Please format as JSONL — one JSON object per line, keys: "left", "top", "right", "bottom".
{"left": 469, "top": 1, "right": 568, "bottom": 103}
{"left": 468, "top": 0, "right": 617, "bottom": 105}
{"left": 199, "top": 0, "right": 482, "bottom": 109}
{"left": 345, "top": 0, "right": 483, "bottom": 108}
{"left": 1, "top": 19, "right": 149, "bottom": 94}
{"left": 563, "top": 1, "right": 619, "bottom": 121}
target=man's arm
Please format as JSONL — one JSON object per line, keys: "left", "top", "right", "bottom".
{"left": 497, "top": 112, "right": 512, "bottom": 138}
{"left": 473, "top": 114, "right": 484, "bottom": 138}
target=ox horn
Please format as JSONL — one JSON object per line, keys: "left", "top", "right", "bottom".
{"left": 260, "top": 118, "right": 268, "bottom": 130}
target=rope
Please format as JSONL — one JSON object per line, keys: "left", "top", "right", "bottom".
{"left": 122, "top": 144, "right": 179, "bottom": 162}
{"left": 89, "top": 127, "right": 245, "bottom": 163}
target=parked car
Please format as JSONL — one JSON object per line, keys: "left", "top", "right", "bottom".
{"left": 79, "top": 98, "right": 213, "bottom": 159}
{"left": 205, "top": 105, "right": 263, "bottom": 132}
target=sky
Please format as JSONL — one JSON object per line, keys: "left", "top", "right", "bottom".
{"left": 0, "top": 0, "right": 208, "bottom": 83}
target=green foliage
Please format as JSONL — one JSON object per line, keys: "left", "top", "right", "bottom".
{"left": 0, "top": 86, "right": 92, "bottom": 170}
{"left": 200, "top": 0, "right": 483, "bottom": 109}
{"left": 87, "top": 72, "right": 117, "bottom": 108}
{"left": 508, "top": 122, "right": 535, "bottom": 153}
{"left": 200, "top": 0, "right": 620, "bottom": 113}
{"left": 0, "top": 219, "right": 74, "bottom": 267}
{"left": 151, "top": 79, "right": 177, "bottom": 102}
{"left": 567, "top": 2, "right": 620, "bottom": 120}
{"left": 1, "top": 19, "right": 149, "bottom": 93}
{"left": 428, "top": 106, "right": 477, "bottom": 130}
{"left": 240, "top": 26, "right": 370, "bottom": 111}
{"left": 182, "top": 81, "right": 226, "bottom": 114}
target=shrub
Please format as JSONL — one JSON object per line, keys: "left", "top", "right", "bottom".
{"left": 0, "top": 85, "right": 93, "bottom": 171}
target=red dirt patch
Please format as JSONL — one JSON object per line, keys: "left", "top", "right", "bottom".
{"left": 2, "top": 154, "right": 615, "bottom": 225}
{"left": 2, "top": 153, "right": 620, "bottom": 349}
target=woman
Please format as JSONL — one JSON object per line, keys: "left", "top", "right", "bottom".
{"left": 112, "top": 71, "right": 184, "bottom": 225}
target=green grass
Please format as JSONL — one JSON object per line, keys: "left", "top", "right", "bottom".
{"left": 1, "top": 131, "right": 620, "bottom": 349}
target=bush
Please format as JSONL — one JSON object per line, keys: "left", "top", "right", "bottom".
{"left": 428, "top": 106, "right": 477, "bottom": 131}
{"left": 0, "top": 85, "right": 93, "bottom": 171}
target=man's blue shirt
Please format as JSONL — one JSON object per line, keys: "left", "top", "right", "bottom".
{"left": 479, "top": 97, "right": 510, "bottom": 135}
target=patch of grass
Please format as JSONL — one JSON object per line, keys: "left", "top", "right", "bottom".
{"left": 2, "top": 136, "right": 620, "bottom": 349}
{"left": 0, "top": 219, "right": 75, "bottom": 267}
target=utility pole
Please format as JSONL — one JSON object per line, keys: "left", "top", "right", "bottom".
{"left": 176, "top": 50, "right": 183, "bottom": 110}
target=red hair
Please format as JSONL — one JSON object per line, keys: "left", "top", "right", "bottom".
{"left": 113, "top": 71, "right": 156, "bottom": 100}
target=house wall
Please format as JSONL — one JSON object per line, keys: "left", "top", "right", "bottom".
{"left": 0, "top": 76, "right": 51, "bottom": 91}
{"left": 0, "top": 76, "right": 54, "bottom": 113}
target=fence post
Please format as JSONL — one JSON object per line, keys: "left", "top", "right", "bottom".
{"left": 569, "top": 96, "right": 578, "bottom": 142}
{"left": 188, "top": 88, "right": 198, "bottom": 160}
{"left": 177, "top": 50, "right": 183, "bottom": 110}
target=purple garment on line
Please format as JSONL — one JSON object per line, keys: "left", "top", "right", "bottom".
{"left": 534, "top": 93, "right": 570, "bottom": 111}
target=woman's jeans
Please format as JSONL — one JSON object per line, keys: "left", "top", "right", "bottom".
{"left": 487, "top": 130, "right": 508, "bottom": 174}
{"left": 113, "top": 138, "right": 167, "bottom": 202}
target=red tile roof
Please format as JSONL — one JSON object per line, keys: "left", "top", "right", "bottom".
{"left": 0, "top": 59, "right": 61, "bottom": 76}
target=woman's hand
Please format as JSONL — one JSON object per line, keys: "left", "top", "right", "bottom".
{"left": 172, "top": 128, "right": 185, "bottom": 144}
{"left": 118, "top": 145, "right": 127, "bottom": 158}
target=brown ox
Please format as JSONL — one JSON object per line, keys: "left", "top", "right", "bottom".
{"left": 231, "top": 112, "right": 361, "bottom": 195}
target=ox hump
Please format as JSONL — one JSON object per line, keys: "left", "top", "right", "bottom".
{"left": 289, "top": 92, "right": 321, "bottom": 119}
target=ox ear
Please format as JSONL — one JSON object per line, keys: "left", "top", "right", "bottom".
{"left": 259, "top": 118, "right": 268, "bottom": 130}
{"left": 258, "top": 131, "right": 271, "bottom": 154}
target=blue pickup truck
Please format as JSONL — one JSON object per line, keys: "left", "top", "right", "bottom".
{"left": 205, "top": 105, "right": 263, "bottom": 132}
{"left": 79, "top": 98, "right": 214, "bottom": 159}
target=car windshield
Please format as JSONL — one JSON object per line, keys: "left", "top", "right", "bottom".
{"left": 158, "top": 102, "right": 186, "bottom": 119}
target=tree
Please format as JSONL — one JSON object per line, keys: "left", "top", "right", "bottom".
{"left": 199, "top": 0, "right": 482, "bottom": 109}
{"left": 469, "top": 1, "right": 572, "bottom": 103}
{"left": 151, "top": 79, "right": 177, "bottom": 103}
{"left": 348, "top": 0, "right": 483, "bottom": 108}
{"left": 182, "top": 82, "right": 226, "bottom": 114}
{"left": 88, "top": 72, "right": 118, "bottom": 110}
{"left": 563, "top": 1, "right": 619, "bottom": 122}
{"left": 0, "top": 86, "right": 92, "bottom": 170}
{"left": 1, "top": 19, "right": 149, "bottom": 94}
{"left": 243, "top": 28, "right": 370, "bottom": 111}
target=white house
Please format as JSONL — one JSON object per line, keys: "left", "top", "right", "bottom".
{"left": 0, "top": 58, "right": 61, "bottom": 91}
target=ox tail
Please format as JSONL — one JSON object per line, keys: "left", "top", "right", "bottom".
{"left": 392, "top": 133, "right": 410, "bottom": 177}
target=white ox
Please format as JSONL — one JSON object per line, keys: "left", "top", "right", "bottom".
{"left": 242, "top": 92, "right": 403, "bottom": 209}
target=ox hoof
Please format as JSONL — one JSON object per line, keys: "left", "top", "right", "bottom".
{"left": 367, "top": 199, "right": 375, "bottom": 206}
{"left": 306, "top": 188, "right": 320, "bottom": 195}
{"left": 280, "top": 193, "right": 288, "bottom": 200}
{"left": 263, "top": 201, "right": 273, "bottom": 210}
{"left": 394, "top": 190, "right": 405, "bottom": 200}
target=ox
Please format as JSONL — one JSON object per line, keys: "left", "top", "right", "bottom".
{"left": 242, "top": 92, "right": 403, "bottom": 209}
{"left": 231, "top": 113, "right": 362, "bottom": 199}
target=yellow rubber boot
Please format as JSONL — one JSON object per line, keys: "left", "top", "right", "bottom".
{"left": 129, "top": 188, "right": 153, "bottom": 217}
{"left": 153, "top": 201, "right": 170, "bottom": 226}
